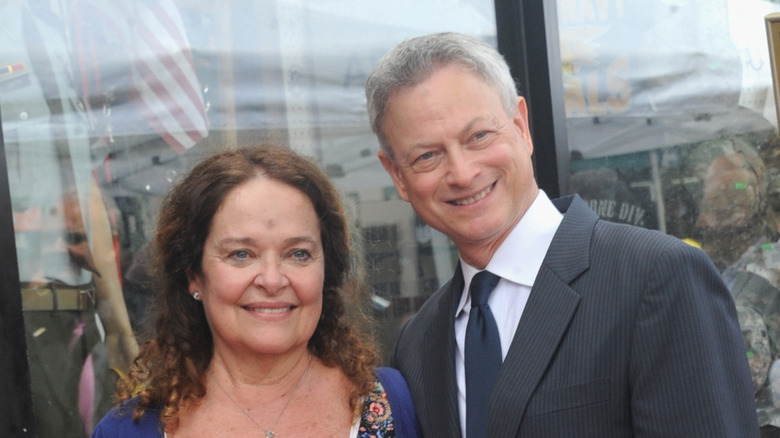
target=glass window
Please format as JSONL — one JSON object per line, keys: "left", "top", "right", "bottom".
{"left": 0, "top": 0, "right": 494, "bottom": 436}
{"left": 558, "top": 0, "right": 780, "bottom": 429}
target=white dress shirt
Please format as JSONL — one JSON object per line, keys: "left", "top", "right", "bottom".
{"left": 454, "top": 190, "right": 563, "bottom": 437}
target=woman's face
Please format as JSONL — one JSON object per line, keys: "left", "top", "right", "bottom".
{"left": 189, "top": 174, "right": 325, "bottom": 359}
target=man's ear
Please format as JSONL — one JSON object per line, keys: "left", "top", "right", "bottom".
{"left": 378, "top": 149, "right": 409, "bottom": 202}
{"left": 513, "top": 96, "right": 533, "bottom": 155}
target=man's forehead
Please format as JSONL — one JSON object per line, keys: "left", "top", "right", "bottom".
{"left": 706, "top": 168, "right": 756, "bottom": 188}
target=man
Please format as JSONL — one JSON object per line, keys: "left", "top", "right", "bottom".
{"left": 1, "top": 2, "right": 137, "bottom": 436}
{"left": 694, "top": 141, "right": 780, "bottom": 273}
{"left": 365, "top": 32, "right": 758, "bottom": 437}
{"left": 694, "top": 144, "right": 780, "bottom": 436}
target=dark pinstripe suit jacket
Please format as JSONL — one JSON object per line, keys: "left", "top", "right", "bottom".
{"left": 392, "top": 195, "right": 759, "bottom": 438}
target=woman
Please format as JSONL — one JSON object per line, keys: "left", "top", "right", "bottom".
{"left": 93, "top": 144, "right": 420, "bottom": 437}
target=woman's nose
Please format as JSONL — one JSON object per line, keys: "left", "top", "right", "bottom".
{"left": 253, "top": 259, "right": 289, "bottom": 294}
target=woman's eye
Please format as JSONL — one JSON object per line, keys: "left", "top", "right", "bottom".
{"left": 291, "top": 249, "right": 312, "bottom": 261}
{"left": 230, "top": 250, "right": 250, "bottom": 260}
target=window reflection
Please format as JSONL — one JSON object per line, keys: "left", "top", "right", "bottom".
{"left": 559, "top": 0, "right": 780, "bottom": 431}
{"left": 0, "top": 0, "right": 495, "bottom": 436}
{"left": 1, "top": 1, "right": 138, "bottom": 436}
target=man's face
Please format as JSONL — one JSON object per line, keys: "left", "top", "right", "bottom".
{"left": 695, "top": 154, "right": 763, "bottom": 267}
{"left": 378, "top": 65, "right": 538, "bottom": 264}
{"left": 696, "top": 155, "right": 761, "bottom": 232}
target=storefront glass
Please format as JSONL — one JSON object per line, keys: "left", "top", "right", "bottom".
{"left": 0, "top": 0, "right": 494, "bottom": 435}
{"left": 558, "top": 0, "right": 780, "bottom": 430}
{"left": 8, "top": 0, "right": 780, "bottom": 435}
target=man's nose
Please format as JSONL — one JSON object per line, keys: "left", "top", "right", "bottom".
{"left": 445, "top": 148, "right": 479, "bottom": 186}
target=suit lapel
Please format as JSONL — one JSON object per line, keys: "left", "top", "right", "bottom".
{"left": 419, "top": 268, "right": 465, "bottom": 437}
{"left": 487, "top": 195, "right": 597, "bottom": 436}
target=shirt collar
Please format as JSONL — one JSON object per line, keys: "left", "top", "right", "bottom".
{"left": 456, "top": 190, "right": 563, "bottom": 314}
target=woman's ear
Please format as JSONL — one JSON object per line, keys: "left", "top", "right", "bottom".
{"left": 187, "top": 268, "right": 202, "bottom": 295}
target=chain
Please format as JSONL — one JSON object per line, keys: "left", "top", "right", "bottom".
{"left": 212, "top": 353, "right": 312, "bottom": 438}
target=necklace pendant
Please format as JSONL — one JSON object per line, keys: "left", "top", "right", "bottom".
{"left": 266, "top": 431, "right": 275, "bottom": 438}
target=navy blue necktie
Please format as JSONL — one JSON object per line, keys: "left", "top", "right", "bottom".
{"left": 465, "top": 270, "right": 502, "bottom": 438}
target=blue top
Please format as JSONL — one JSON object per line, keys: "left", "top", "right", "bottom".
{"left": 92, "top": 367, "right": 421, "bottom": 438}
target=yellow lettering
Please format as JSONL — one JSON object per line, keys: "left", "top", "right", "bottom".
{"left": 559, "top": 0, "right": 626, "bottom": 25}
{"left": 607, "top": 57, "right": 631, "bottom": 113}
{"left": 587, "top": 72, "right": 607, "bottom": 116}
{"left": 615, "top": 0, "right": 624, "bottom": 18}
{"left": 565, "top": 72, "right": 589, "bottom": 117}
{"left": 580, "top": 0, "right": 597, "bottom": 22}
{"left": 558, "top": 0, "right": 578, "bottom": 25}
{"left": 595, "top": 0, "right": 610, "bottom": 19}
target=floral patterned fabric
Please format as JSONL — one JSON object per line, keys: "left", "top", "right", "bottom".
{"left": 357, "top": 378, "right": 395, "bottom": 438}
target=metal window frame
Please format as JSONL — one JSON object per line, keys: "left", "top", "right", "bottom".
{"left": 0, "top": 107, "right": 37, "bottom": 436}
{"left": 494, "top": 0, "right": 569, "bottom": 197}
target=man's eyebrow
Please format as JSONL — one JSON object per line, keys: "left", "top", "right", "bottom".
{"left": 461, "top": 115, "right": 496, "bottom": 138}
{"left": 406, "top": 116, "right": 495, "bottom": 152}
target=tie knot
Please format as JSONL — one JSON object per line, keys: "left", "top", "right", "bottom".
{"left": 469, "top": 270, "right": 500, "bottom": 307}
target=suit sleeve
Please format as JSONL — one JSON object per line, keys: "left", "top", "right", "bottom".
{"left": 628, "top": 243, "right": 759, "bottom": 437}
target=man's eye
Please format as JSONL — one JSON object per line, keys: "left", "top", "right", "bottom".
{"left": 417, "top": 151, "right": 435, "bottom": 161}
{"left": 410, "top": 151, "right": 441, "bottom": 172}
{"left": 470, "top": 130, "right": 496, "bottom": 145}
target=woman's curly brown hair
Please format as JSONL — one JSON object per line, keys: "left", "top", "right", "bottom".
{"left": 116, "top": 144, "right": 378, "bottom": 432}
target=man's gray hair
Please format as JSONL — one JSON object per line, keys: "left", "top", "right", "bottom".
{"left": 365, "top": 32, "right": 519, "bottom": 158}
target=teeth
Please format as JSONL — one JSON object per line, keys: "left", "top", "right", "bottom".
{"left": 245, "top": 306, "right": 291, "bottom": 314}
{"left": 453, "top": 185, "right": 492, "bottom": 206}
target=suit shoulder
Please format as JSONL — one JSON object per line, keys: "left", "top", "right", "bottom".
{"left": 595, "top": 220, "right": 697, "bottom": 250}
{"left": 560, "top": 195, "right": 699, "bottom": 257}
{"left": 591, "top": 220, "right": 712, "bottom": 270}
{"left": 401, "top": 279, "right": 452, "bottom": 329}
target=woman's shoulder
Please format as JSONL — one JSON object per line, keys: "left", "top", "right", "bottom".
{"left": 92, "top": 396, "right": 164, "bottom": 438}
{"left": 366, "top": 367, "right": 421, "bottom": 438}
{"left": 375, "top": 367, "right": 404, "bottom": 389}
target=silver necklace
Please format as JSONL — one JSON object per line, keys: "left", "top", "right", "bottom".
{"left": 212, "top": 354, "right": 312, "bottom": 438}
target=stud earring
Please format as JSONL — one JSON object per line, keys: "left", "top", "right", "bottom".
{"left": 192, "top": 291, "right": 201, "bottom": 301}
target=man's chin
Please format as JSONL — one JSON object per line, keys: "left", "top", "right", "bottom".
{"left": 698, "top": 226, "right": 761, "bottom": 268}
